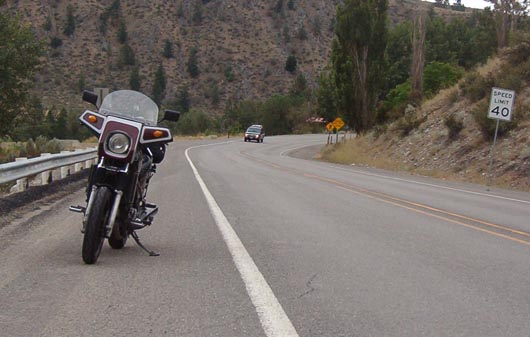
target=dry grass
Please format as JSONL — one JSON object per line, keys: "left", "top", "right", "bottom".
{"left": 319, "top": 50, "right": 530, "bottom": 193}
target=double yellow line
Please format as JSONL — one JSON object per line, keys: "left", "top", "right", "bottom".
{"left": 243, "top": 151, "right": 530, "bottom": 247}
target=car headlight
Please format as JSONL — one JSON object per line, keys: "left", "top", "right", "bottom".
{"left": 107, "top": 133, "right": 130, "bottom": 154}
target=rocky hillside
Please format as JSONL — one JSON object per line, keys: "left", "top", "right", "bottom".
{"left": 322, "top": 53, "right": 530, "bottom": 192}
{"left": 4, "top": 0, "right": 476, "bottom": 113}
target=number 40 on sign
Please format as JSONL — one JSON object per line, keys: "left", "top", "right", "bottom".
{"left": 488, "top": 87, "right": 515, "bottom": 121}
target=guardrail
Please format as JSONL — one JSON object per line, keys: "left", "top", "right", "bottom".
{"left": 0, "top": 148, "right": 98, "bottom": 194}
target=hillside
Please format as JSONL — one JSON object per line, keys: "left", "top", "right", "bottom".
{"left": 3, "top": 0, "right": 477, "bottom": 113}
{"left": 321, "top": 53, "right": 530, "bottom": 192}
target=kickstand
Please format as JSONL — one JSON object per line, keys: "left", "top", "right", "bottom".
{"left": 131, "top": 231, "right": 160, "bottom": 256}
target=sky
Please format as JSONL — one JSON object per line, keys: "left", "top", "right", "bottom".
{"left": 461, "top": 0, "right": 493, "bottom": 8}
{"left": 425, "top": 0, "right": 493, "bottom": 9}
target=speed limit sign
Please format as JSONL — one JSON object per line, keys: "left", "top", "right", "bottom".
{"left": 488, "top": 87, "right": 515, "bottom": 121}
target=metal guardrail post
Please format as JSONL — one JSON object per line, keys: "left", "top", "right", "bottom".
{"left": 12, "top": 158, "right": 29, "bottom": 193}
{"left": 40, "top": 153, "right": 52, "bottom": 185}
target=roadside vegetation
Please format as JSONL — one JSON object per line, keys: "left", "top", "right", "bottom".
{"left": 0, "top": 0, "right": 528, "bottom": 183}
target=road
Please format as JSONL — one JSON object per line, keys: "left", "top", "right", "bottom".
{"left": 1, "top": 134, "right": 530, "bottom": 336}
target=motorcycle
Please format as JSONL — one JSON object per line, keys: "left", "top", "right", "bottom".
{"left": 70, "top": 89, "right": 180, "bottom": 264}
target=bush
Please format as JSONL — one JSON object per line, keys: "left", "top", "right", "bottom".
{"left": 119, "top": 44, "right": 135, "bottom": 66}
{"left": 0, "top": 137, "right": 63, "bottom": 164}
{"left": 471, "top": 100, "right": 517, "bottom": 140}
{"left": 285, "top": 55, "right": 297, "bottom": 73}
{"left": 444, "top": 114, "right": 464, "bottom": 140}
{"left": 50, "top": 37, "right": 63, "bottom": 49}
{"left": 380, "top": 81, "right": 411, "bottom": 122}
{"left": 395, "top": 105, "right": 424, "bottom": 136}
{"left": 423, "top": 62, "right": 463, "bottom": 98}
{"left": 459, "top": 72, "right": 494, "bottom": 101}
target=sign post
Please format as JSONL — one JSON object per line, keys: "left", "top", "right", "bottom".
{"left": 326, "top": 122, "right": 334, "bottom": 144}
{"left": 486, "top": 87, "right": 515, "bottom": 188}
{"left": 331, "top": 118, "right": 345, "bottom": 144}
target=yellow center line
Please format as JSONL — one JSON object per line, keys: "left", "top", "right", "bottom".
{"left": 304, "top": 173, "right": 530, "bottom": 238}
{"left": 242, "top": 151, "right": 530, "bottom": 246}
{"left": 332, "top": 184, "right": 530, "bottom": 247}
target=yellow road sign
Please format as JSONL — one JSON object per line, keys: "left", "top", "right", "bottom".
{"left": 332, "top": 117, "right": 345, "bottom": 130}
{"left": 326, "top": 123, "right": 334, "bottom": 132}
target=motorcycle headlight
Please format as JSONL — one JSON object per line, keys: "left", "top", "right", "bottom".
{"left": 107, "top": 132, "right": 130, "bottom": 154}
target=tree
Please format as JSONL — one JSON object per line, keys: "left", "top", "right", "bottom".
{"left": 487, "top": 0, "right": 526, "bottom": 48}
{"left": 290, "top": 73, "right": 310, "bottom": 97}
{"left": 11, "top": 96, "right": 46, "bottom": 141}
{"left": 163, "top": 39, "right": 174, "bottom": 58}
{"left": 332, "top": 0, "right": 388, "bottom": 133}
{"left": 385, "top": 21, "right": 412, "bottom": 92}
{"left": 175, "top": 86, "right": 191, "bottom": 113}
{"left": 285, "top": 54, "right": 297, "bottom": 73}
{"left": 411, "top": 8, "right": 427, "bottom": 101}
{"left": 119, "top": 43, "right": 135, "bottom": 66}
{"left": 316, "top": 70, "right": 337, "bottom": 123}
{"left": 193, "top": 2, "right": 203, "bottom": 24}
{"left": 129, "top": 66, "right": 141, "bottom": 91}
{"left": 152, "top": 64, "right": 166, "bottom": 105}
{"left": 187, "top": 47, "right": 200, "bottom": 78}
{"left": 117, "top": 20, "right": 127, "bottom": 44}
{"left": 54, "top": 108, "right": 68, "bottom": 139}
{"left": 274, "top": 0, "right": 284, "bottom": 13}
{"left": 0, "top": 11, "right": 44, "bottom": 137}
{"left": 63, "top": 5, "right": 76, "bottom": 36}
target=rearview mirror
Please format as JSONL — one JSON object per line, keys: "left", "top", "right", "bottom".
{"left": 162, "top": 109, "right": 180, "bottom": 122}
{"left": 82, "top": 90, "right": 99, "bottom": 107}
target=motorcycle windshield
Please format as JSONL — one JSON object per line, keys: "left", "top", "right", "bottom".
{"left": 99, "top": 90, "right": 159, "bottom": 126}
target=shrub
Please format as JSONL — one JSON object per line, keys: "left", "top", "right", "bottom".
{"left": 285, "top": 54, "right": 297, "bottom": 73}
{"left": 380, "top": 81, "right": 411, "bottom": 122}
{"left": 50, "top": 37, "right": 63, "bottom": 49}
{"left": 444, "top": 114, "right": 464, "bottom": 140}
{"left": 119, "top": 44, "right": 135, "bottom": 66}
{"left": 395, "top": 105, "right": 424, "bottom": 136}
{"left": 459, "top": 71, "right": 493, "bottom": 101}
{"left": 471, "top": 100, "right": 517, "bottom": 140}
{"left": 423, "top": 62, "right": 463, "bottom": 98}
{"left": 224, "top": 65, "right": 235, "bottom": 82}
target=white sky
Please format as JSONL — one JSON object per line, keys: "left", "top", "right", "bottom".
{"left": 425, "top": 0, "right": 493, "bottom": 9}
{"left": 460, "top": 0, "right": 493, "bottom": 8}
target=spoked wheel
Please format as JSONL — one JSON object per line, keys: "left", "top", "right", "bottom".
{"left": 82, "top": 186, "right": 112, "bottom": 264}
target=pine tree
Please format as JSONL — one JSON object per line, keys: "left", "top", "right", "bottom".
{"left": 285, "top": 55, "right": 297, "bottom": 73}
{"left": 152, "top": 64, "right": 166, "bottom": 105}
{"left": 129, "top": 66, "right": 141, "bottom": 91}
{"left": 64, "top": 5, "right": 76, "bottom": 36}
{"left": 163, "top": 39, "right": 174, "bottom": 58}
{"left": 117, "top": 20, "right": 127, "bottom": 44}
{"left": 187, "top": 47, "right": 200, "bottom": 78}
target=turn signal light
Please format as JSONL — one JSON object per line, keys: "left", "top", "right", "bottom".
{"left": 153, "top": 130, "right": 164, "bottom": 138}
{"left": 88, "top": 115, "right": 98, "bottom": 123}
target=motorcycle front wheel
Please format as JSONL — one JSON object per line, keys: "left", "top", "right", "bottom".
{"left": 108, "top": 223, "right": 127, "bottom": 249}
{"left": 82, "top": 186, "right": 112, "bottom": 264}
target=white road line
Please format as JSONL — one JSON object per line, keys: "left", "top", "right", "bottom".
{"left": 185, "top": 144, "right": 299, "bottom": 337}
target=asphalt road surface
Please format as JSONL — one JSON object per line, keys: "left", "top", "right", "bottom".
{"left": 1, "top": 134, "right": 530, "bottom": 337}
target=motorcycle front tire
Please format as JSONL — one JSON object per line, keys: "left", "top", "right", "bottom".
{"left": 82, "top": 186, "right": 112, "bottom": 264}
{"left": 109, "top": 223, "right": 127, "bottom": 249}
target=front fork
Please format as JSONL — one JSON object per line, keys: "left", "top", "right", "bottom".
{"left": 77, "top": 186, "right": 123, "bottom": 238}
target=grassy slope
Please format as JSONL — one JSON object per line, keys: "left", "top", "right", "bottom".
{"left": 321, "top": 54, "right": 530, "bottom": 192}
